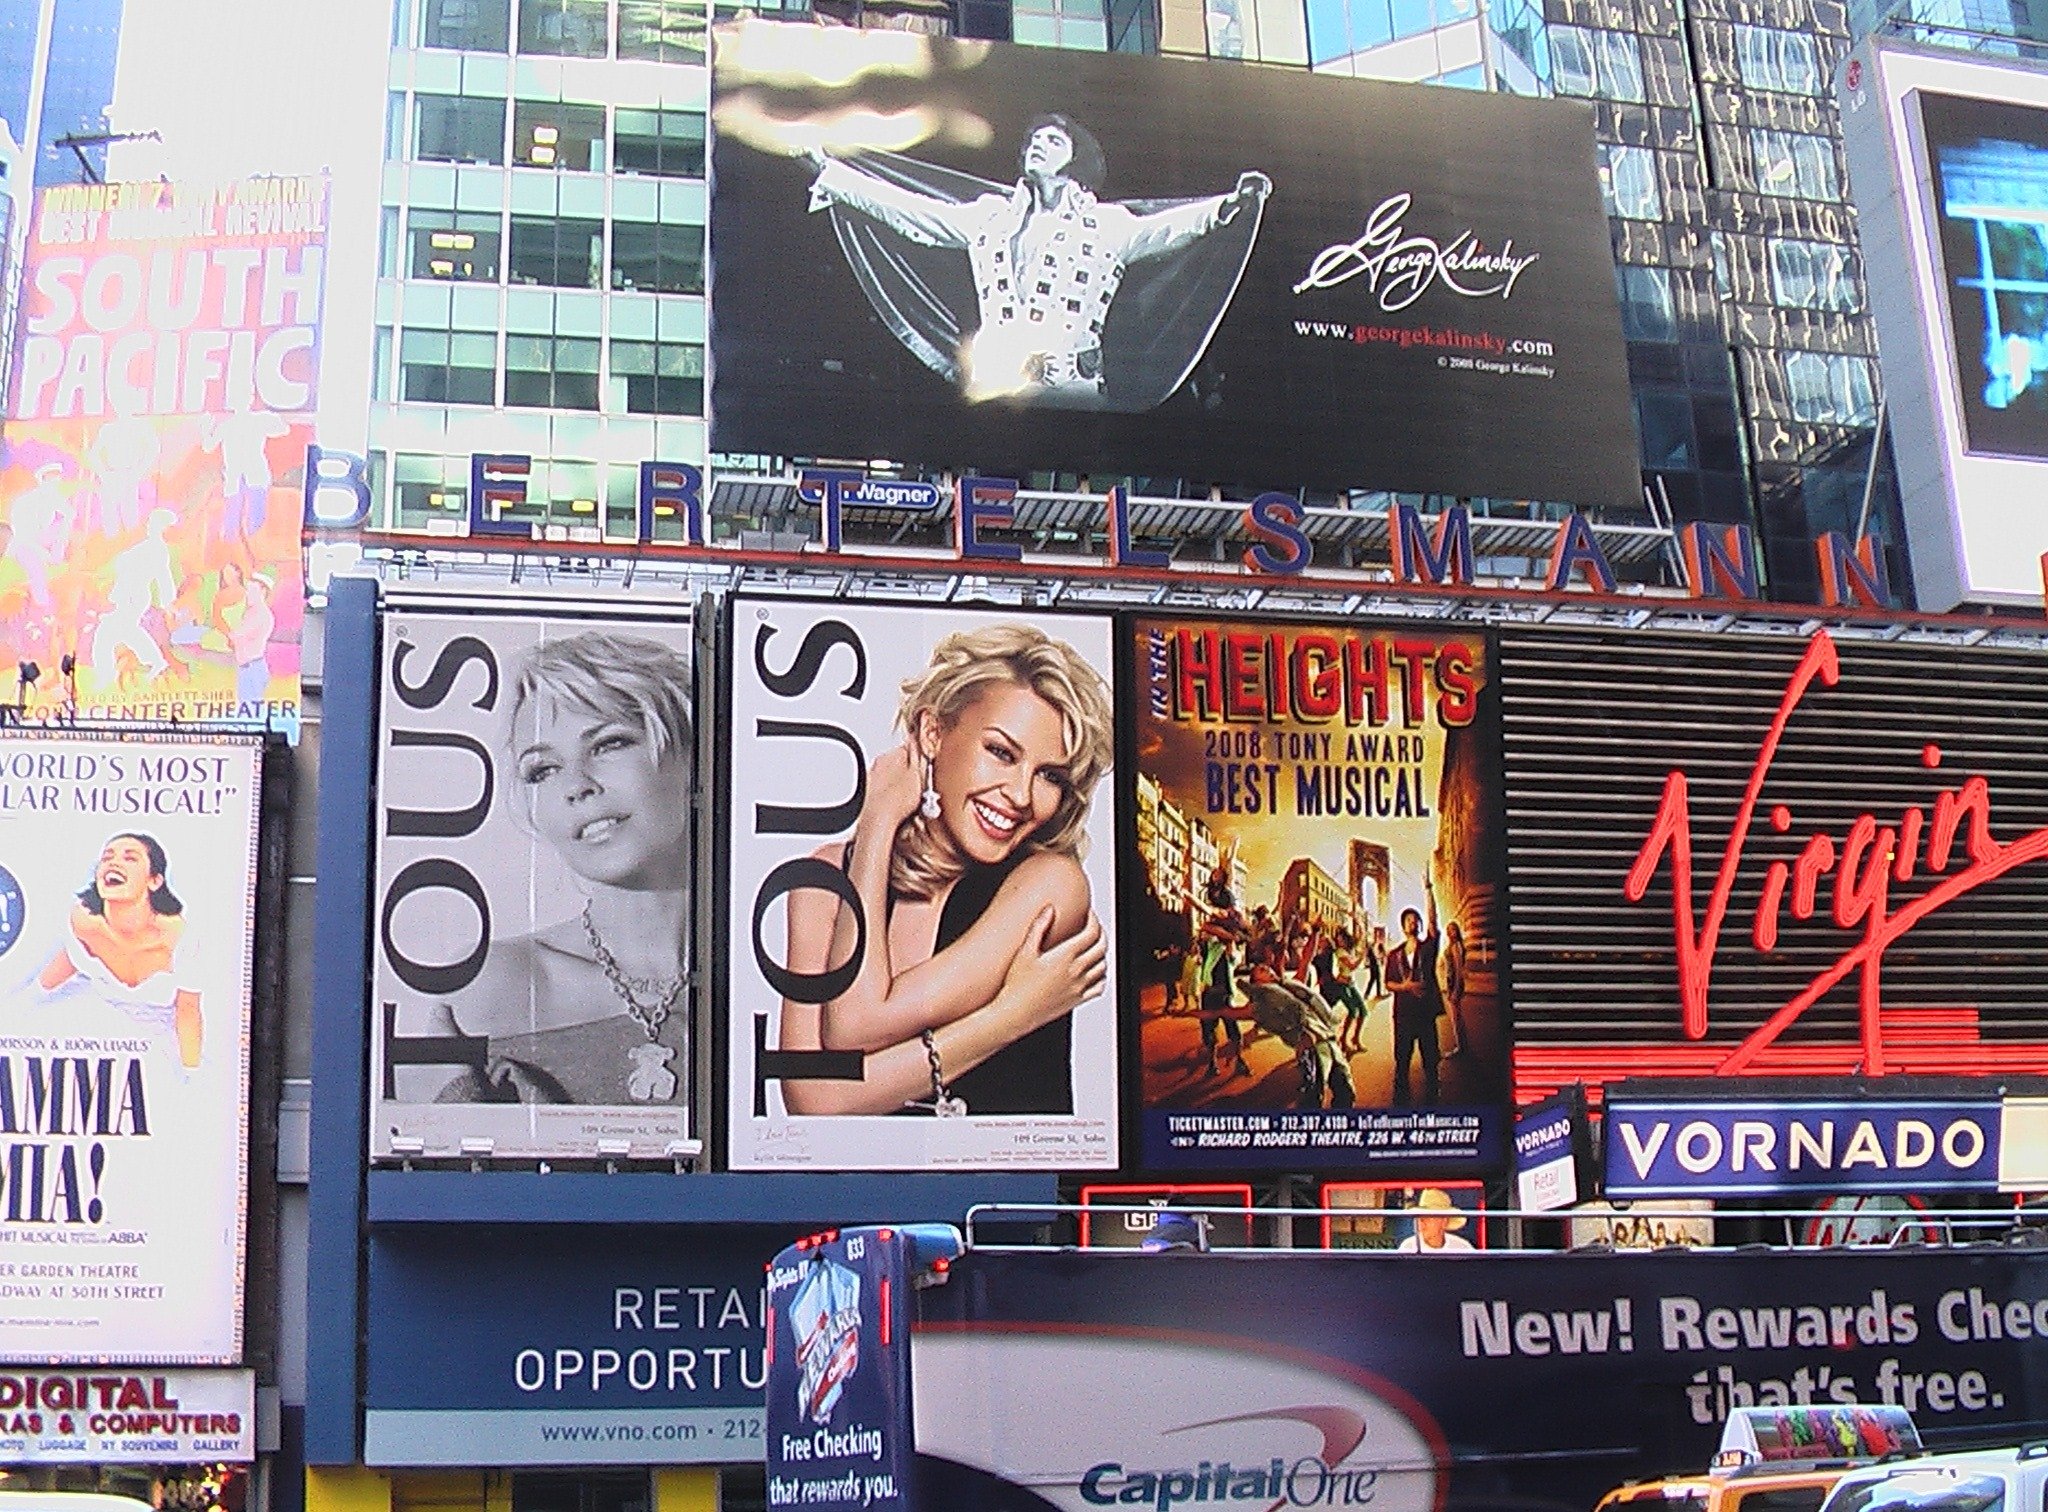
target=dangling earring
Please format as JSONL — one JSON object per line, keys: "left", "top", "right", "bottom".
{"left": 919, "top": 757, "right": 941, "bottom": 820}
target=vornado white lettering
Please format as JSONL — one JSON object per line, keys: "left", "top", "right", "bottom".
{"left": 1292, "top": 194, "right": 1540, "bottom": 310}
{"left": 1613, "top": 1114, "right": 1991, "bottom": 1181}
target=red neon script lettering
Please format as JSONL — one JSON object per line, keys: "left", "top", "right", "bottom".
{"left": 1622, "top": 629, "right": 2048, "bottom": 1075}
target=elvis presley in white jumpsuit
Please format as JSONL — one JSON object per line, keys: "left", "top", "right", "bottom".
{"left": 809, "top": 157, "right": 1254, "bottom": 403}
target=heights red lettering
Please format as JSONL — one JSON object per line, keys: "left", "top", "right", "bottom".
{"left": 1169, "top": 626, "right": 1478, "bottom": 727}
{"left": 1623, "top": 629, "right": 2048, "bottom": 1074}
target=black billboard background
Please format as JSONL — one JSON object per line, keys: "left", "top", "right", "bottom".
{"left": 709, "top": 25, "right": 1640, "bottom": 506}
{"left": 1498, "top": 626, "right": 2048, "bottom": 1105}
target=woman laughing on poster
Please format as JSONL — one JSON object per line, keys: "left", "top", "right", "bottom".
{"left": 777, "top": 624, "right": 1113, "bottom": 1117}
{"left": 425, "top": 631, "right": 693, "bottom": 1106}
{"left": 39, "top": 832, "right": 203, "bottom": 1068}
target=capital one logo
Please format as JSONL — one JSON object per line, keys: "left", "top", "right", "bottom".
{"left": 912, "top": 1331, "right": 1442, "bottom": 1512}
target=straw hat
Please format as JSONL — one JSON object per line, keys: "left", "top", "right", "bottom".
{"left": 1413, "top": 1188, "right": 1467, "bottom": 1230}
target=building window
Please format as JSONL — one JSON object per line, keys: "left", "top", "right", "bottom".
{"left": 415, "top": 95, "right": 506, "bottom": 165}
{"left": 1768, "top": 237, "right": 1860, "bottom": 311}
{"left": 610, "top": 221, "right": 704, "bottom": 294}
{"left": 1636, "top": 391, "right": 1695, "bottom": 469}
{"left": 400, "top": 327, "right": 497, "bottom": 404}
{"left": 507, "top": 335, "right": 602, "bottom": 409}
{"left": 394, "top": 452, "right": 472, "bottom": 530}
{"left": 1599, "top": 143, "right": 1660, "bottom": 220}
{"left": 1784, "top": 350, "right": 1877, "bottom": 426}
{"left": 611, "top": 338, "right": 705, "bottom": 415}
{"left": 1013, "top": 0, "right": 1108, "bottom": 49}
{"left": 511, "top": 1472, "right": 650, "bottom": 1512}
{"left": 409, "top": 209, "right": 502, "bottom": 281}
{"left": 1108, "top": 0, "right": 1158, "bottom": 51}
{"left": 513, "top": 100, "right": 605, "bottom": 171}
{"left": 618, "top": 0, "right": 707, "bottom": 61}
{"left": 1751, "top": 129, "right": 1838, "bottom": 200}
{"left": 372, "top": 325, "right": 395, "bottom": 402}
{"left": 520, "top": 0, "right": 608, "bottom": 55}
{"left": 1307, "top": 0, "right": 1394, "bottom": 64}
{"left": 1709, "top": 229, "right": 1733, "bottom": 300}
{"left": 1550, "top": 24, "right": 1643, "bottom": 102}
{"left": 613, "top": 110, "right": 705, "bottom": 178}
{"left": 509, "top": 216, "right": 604, "bottom": 288}
{"left": 423, "top": 0, "right": 511, "bottom": 49}
{"left": 1616, "top": 264, "right": 1675, "bottom": 341}
{"left": 1733, "top": 24, "right": 1820, "bottom": 95}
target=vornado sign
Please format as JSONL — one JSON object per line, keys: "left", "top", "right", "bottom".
{"left": 1603, "top": 1099, "right": 2000, "bottom": 1197}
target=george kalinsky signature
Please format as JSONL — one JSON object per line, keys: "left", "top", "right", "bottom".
{"left": 1292, "top": 192, "right": 1541, "bottom": 309}
{"left": 1623, "top": 628, "right": 2048, "bottom": 1077}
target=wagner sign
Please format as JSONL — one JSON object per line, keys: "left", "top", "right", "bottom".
{"left": 708, "top": 21, "right": 1637, "bottom": 506}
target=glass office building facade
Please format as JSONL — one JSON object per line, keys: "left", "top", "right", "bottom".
{"left": 361, "top": 0, "right": 1912, "bottom": 598}
{"left": 364, "top": 0, "right": 748, "bottom": 539}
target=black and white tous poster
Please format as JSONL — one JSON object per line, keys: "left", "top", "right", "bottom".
{"left": 723, "top": 598, "right": 1119, "bottom": 1171}
{"left": 372, "top": 609, "right": 695, "bottom": 1159}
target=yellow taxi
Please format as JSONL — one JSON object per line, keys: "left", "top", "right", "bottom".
{"left": 1594, "top": 1406, "right": 1922, "bottom": 1512}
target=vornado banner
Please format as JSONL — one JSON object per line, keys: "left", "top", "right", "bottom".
{"left": 365, "top": 1229, "right": 770, "bottom": 1466}
{"left": 1498, "top": 626, "right": 2048, "bottom": 1110}
{"left": 722, "top": 598, "right": 1120, "bottom": 1171}
{"left": 0, "top": 176, "right": 329, "bottom": 733}
{"left": 372, "top": 608, "right": 695, "bottom": 1160}
{"left": 709, "top": 21, "right": 1638, "bottom": 504}
{"left": 0, "top": 731, "right": 261, "bottom": 1363}
{"left": 1603, "top": 1098, "right": 2005, "bottom": 1197}
{"left": 911, "top": 1247, "right": 2048, "bottom": 1512}
{"left": 1121, "top": 618, "right": 1509, "bottom": 1174}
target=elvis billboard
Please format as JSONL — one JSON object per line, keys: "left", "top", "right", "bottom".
{"left": 709, "top": 21, "right": 1637, "bottom": 506}
{"left": 722, "top": 598, "right": 1119, "bottom": 1171}
{"left": 1122, "top": 618, "right": 1509, "bottom": 1174}
{"left": 0, "top": 730, "right": 261, "bottom": 1363}
{"left": 371, "top": 607, "right": 695, "bottom": 1160}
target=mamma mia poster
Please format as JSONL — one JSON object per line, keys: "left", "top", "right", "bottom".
{"left": 372, "top": 607, "right": 696, "bottom": 1160}
{"left": 0, "top": 730, "right": 260, "bottom": 1362}
{"left": 1123, "top": 617, "right": 1509, "bottom": 1173}
{"left": 723, "top": 597, "right": 1119, "bottom": 1171}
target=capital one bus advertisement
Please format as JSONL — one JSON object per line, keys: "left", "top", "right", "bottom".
{"left": 1122, "top": 617, "right": 1509, "bottom": 1173}
{"left": 904, "top": 1245, "right": 2048, "bottom": 1512}
{"left": 0, "top": 175, "right": 328, "bottom": 735}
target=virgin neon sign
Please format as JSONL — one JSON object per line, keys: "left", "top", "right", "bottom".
{"left": 1623, "top": 628, "right": 2048, "bottom": 1076}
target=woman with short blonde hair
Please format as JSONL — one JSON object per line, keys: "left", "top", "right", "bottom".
{"left": 778, "top": 622, "right": 1113, "bottom": 1117}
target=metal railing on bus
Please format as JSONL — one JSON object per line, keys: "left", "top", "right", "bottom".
{"left": 960, "top": 1200, "right": 2048, "bottom": 1253}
